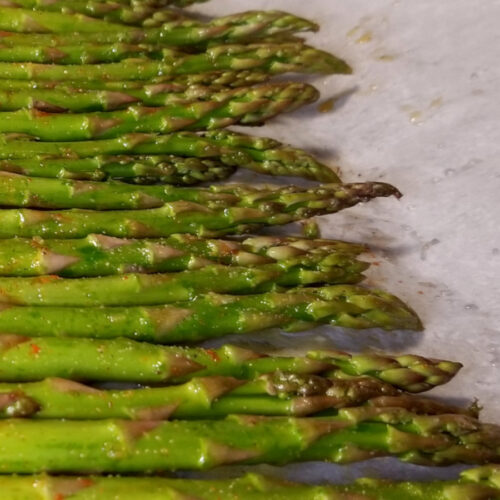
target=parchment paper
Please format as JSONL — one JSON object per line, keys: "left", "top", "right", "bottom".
{"left": 185, "top": 0, "right": 500, "bottom": 483}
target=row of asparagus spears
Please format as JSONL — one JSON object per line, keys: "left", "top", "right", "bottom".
{"left": 0, "top": 1, "right": 497, "bottom": 497}
{"left": 0, "top": 467, "right": 499, "bottom": 500}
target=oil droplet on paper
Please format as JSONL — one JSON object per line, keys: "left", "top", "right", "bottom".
{"left": 430, "top": 97, "right": 443, "bottom": 108}
{"left": 317, "top": 98, "right": 336, "bottom": 113}
{"left": 409, "top": 110, "right": 422, "bottom": 124}
{"left": 356, "top": 31, "right": 373, "bottom": 44}
{"left": 377, "top": 54, "right": 397, "bottom": 61}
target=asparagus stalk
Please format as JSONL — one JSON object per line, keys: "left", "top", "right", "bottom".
{"left": 0, "top": 9, "right": 319, "bottom": 45}
{"left": 0, "top": 285, "right": 424, "bottom": 343}
{"left": 0, "top": 175, "right": 381, "bottom": 211}
{"left": 0, "top": 130, "right": 341, "bottom": 182}
{"left": 0, "top": 84, "right": 320, "bottom": 140}
{"left": 0, "top": 376, "right": 471, "bottom": 420}
{"left": 0, "top": 409, "right": 496, "bottom": 472}
{"left": 1, "top": 467, "right": 498, "bottom": 500}
{"left": 0, "top": 43, "right": 351, "bottom": 81}
{"left": 0, "top": 336, "right": 460, "bottom": 390}
{"left": 0, "top": 81, "right": 317, "bottom": 112}
{"left": 0, "top": 70, "right": 273, "bottom": 90}
{"left": 0, "top": 234, "right": 366, "bottom": 276}
{"left": 0, "top": 42, "right": 167, "bottom": 64}
{"left": 0, "top": 257, "right": 395, "bottom": 306}
{"left": 0, "top": 182, "right": 399, "bottom": 238}
{"left": 0, "top": 156, "right": 235, "bottom": 184}
{"left": 0, "top": 0, "right": 188, "bottom": 26}
{"left": 0, "top": 155, "right": 237, "bottom": 184}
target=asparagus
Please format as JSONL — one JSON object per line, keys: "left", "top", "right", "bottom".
{"left": 0, "top": 286, "right": 424, "bottom": 344}
{"left": 0, "top": 174, "right": 383, "bottom": 211}
{"left": 0, "top": 336, "right": 460, "bottom": 389}
{"left": 0, "top": 376, "right": 472, "bottom": 420}
{"left": 0, "top": 130, "right": 341, "bottom": 182}
{"left": 0, "top": 156, "right": 236, "bottom": 184}
{"left": 0, "top": 84, "right": 320, "bottom": 140}
{"left": 0, "top": 408, "right": 496, "bottom": 472}
{"left": 0, "top": 155, "right": 237, "bottom": 184}
{"left": 0, "top": 336, "right": 331, "bottom": 383}
{"left": 0, "top": 234, "right": 366, "bottom": 276}
{"left": 0, "top": 467, "right": 498, "bottom": 500}
{"left": 0, "top": 43, "right": 351, "bottom": 81}
{"left": 0, "top": 81, "right": 317, "bottom": 113}
{"left": 0, "top": 182, "right": 399, "bottom": 238}
{"left": 0, "top": 70, "right": 273, "bottom": 90}
{"left": 0, "top": 42, "right": 167, "bottom": 64}
{"left": 0, "top": 253, "right": 393, "bottom": 305}
{"left": 0, "top": 7, "right": 319, "bottom": 39}
{"left": 0, "top": 0, "right": 188, "bottom": 26}
{"left": 0, "top": 9, "right": 318, "bottom": 47}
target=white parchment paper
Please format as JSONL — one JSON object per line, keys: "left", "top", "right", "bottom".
{"left": 186, "top": 0, "right": 500, "bottom": 483}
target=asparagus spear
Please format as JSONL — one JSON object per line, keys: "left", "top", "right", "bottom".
{"left": 0, "top": 7, "right": 316, "bottom": 36}
{"left": 0, "top": 42, "right": 166, "bottom": 64}
{"left": 0, "top": 182, "right": 399, "bottom": 238}
{"left": 0, "top": 376, "right": 471, "bottom": 420}
{"left": 0, "top": 467, "right": 498, "bottom": 500}
{"left": 0, "top": 336, "right": 460, "bottom": 389}
{"left": 0, "top": 70, "right": 273, "bottom": 90}
{"left": 0, "top": 0, "right": 187, "bottom": 26}
{"left": 0, "top": 81, "right": 317, "bottom": 112}
{"left": 0, "top": 234, "right": 366, "bottom": 276}
{"left": 0, "top": 84, "right": 320, "bottom": 140}
{"left": 0, "top": 130, "right": 340, "bottom": 182}
{"left": 0, "top": 285, "right": 424, "bottom": 344}
{"left": 0, "top": 156, "right": 235, "bottom": 184}
{"left": 0, "top": 254, "right": 391, "bottom": 305}
{"left": 0, "top": 174, "right": 382, "bottom": 211}
{"left": 0, "top": 409, "right": 496, "bottom": 472}
{"left": 0, "top": 155, "right": 237, "bottom": 184}
{"left": 0, "top": 43, "right": 351, "bottom": 81}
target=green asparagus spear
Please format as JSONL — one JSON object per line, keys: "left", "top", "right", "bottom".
{"left": 0, "top": 155, "right": 237, "bottom": 184}
{"left": 0, "top": 255, "right": 387, "bottom": 305}
{"left": 0, "top": 409, "right": 496, "bottom": 472}
{"left": 0, "top": 42, "right": 165, "bottom": 64}
{"left": 0, "top": 467, "right": 499, "bottom": 499}
{"left": 0, "top": 43, "right": 351, "bottom": 80}
{"left": 0, "top": 336, "right": 331, "bottom": 383}
{"left": 0, "top": 182, "right": 399, "bottom": 238}
{"left": 0, "top": 130, "right": 340, "bottom": 182}
{"left": 0, "top": 84, "right": 320, "bottom": 140}
{"left": 0, "top": 0, "right": 187, "bottom": 26}
{"left": 0, "top": 285, "right": 424, "bottom": 344}
{"left": 0, "top": 336, "right": 460, "bottom": 390}
{"left": 0, "top": 70, "right": 273, "bottom": 90}
{"left": 0, "top": 156, "right": 235, "bottom": 184}
{"left": 0, "top": 175, "right": 378, "bottom": 211}
{"left": 0, "top": 8, "right": 317, "bottom": 40}
{"left": 0, "top": 81, "right": 317, "bottom": 112}
{"left": 0, "top": 376, "right": 471, "bottom": 420}
{"left": 0, "top": 234, "right": 366, "bottom": 276}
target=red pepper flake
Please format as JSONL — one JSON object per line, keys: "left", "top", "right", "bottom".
{"left": 30, "top": 344, "right": 41, "bottom": 355}
{"left": 0, "top": 31, "right": 13, "bottom": 37}
{"left": 54, "top": 494, "right": 64, "bottom": 500}
{"left": 206, "top": 349, "right": 220, "bottom": 362}
{"left": 32, "top": 109, "right": 52, "bottom": 118}
{"left": 36, "top": 275, "right": 61, "bottom": 284}
{"left": 78, "top": 478, "right": 94, "bottom": 488}
{"left": 372, "top": 261, "right": 381, "bottom": 266}
{"left": 418, "top": 291, "right": 424, "bottom": 295}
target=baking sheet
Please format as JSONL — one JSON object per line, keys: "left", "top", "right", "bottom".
{"left": 185, "top": 0, "right": 500, "bottom": 483}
